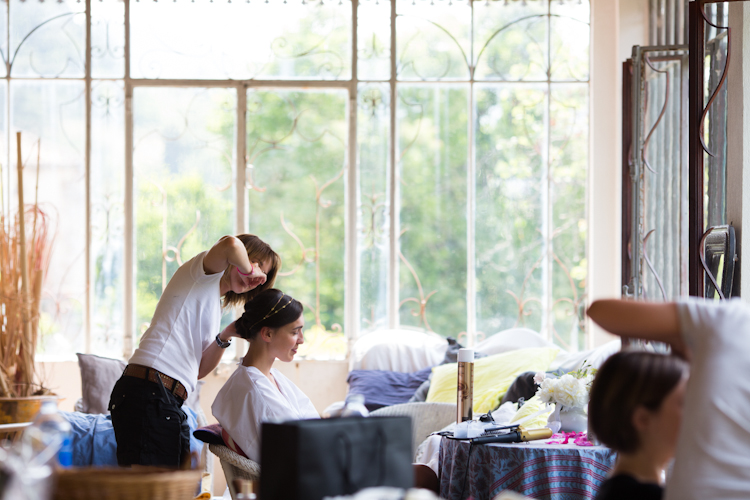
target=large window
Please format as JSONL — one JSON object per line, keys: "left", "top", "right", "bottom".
{"left": 1, "top": 0, "right": 589, "bottom": 360}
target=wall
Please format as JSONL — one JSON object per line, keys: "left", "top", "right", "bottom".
{"left": 620, "top": 0, "right": 650, "bottom": 62}
{"left": 587, "top": 0, "right": 649, "bottom": 348}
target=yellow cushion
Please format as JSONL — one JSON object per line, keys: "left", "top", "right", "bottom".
{"left": 425, "top": 347, "right": 559, "bottom": 413}
{"left": 510, "top": 395, "right": 553, "bottom": 428}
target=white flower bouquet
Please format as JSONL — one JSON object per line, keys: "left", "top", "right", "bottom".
{"left": 534, "top": 364, "right": 596, "bottom": 410}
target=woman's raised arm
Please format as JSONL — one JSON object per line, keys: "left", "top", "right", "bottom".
{"left": 202, "top": 235, "right": 254, "bottom": 275}
{"left": 587, "top": 300, "right": 689, "bottom": 359}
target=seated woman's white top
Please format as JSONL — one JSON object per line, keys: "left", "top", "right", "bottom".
{"left": 212, "top": 365, "right": 320, "bottom": 463}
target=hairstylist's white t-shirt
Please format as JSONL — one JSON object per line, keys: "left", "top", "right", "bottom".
{"left": 129, "top": 251, "right": 223, "bottom": 396}
{"left": 212, "top": 365, "right": 320, "bottom": 463}
{"left": 665, "top": 298, "right": 750, "bottom": 500}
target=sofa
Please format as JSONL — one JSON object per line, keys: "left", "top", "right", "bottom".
{"left": 346, "top": 326, "right": 620, "bottom": 420}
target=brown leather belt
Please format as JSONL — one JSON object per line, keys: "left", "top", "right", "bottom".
{"left": 123, "top": 364, "right": 188, "bottom": 401}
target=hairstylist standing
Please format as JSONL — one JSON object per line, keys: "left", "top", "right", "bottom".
{"left": 109, "top": 234, "right": 281, "bottom": 468}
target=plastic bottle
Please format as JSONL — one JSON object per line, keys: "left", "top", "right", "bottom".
{"left": 23, "top": 400, "right": 72, "bottom": 468}
{"left": 340, "top": 393, "right": 369, "bottom": 418}
{"left": 321, "top": 393, "right": 370, "bottom": 418}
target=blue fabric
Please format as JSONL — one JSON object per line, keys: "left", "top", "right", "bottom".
{"left": 61, "top": 407, "right": 203, "bottom": 467}
{"left": 347, "top": 367, "right": 433, "bottom": 411}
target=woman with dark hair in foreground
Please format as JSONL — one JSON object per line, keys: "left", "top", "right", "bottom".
{"left": 588, "top": 350, "right": 688, "bottom": 500}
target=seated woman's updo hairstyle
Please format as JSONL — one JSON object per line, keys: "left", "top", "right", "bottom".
{"left": 588, "top": 350, "right": 688, "bottom": 453}
{"left": 235, "top": 288, "right": 304, "bottom": 341}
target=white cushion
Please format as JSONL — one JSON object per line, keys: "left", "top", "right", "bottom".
{"left": 549, "top": 339, "right": 621, "bottom": 373}
{"left": 349, "top": 329, "right": 448, "bottom": 373}
{"left": 473, "top": 328, "right": 557, "bottom": 356}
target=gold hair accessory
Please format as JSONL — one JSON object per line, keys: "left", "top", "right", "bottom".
{"left": 248, "top": 294, "right": 294, "bottom": 330}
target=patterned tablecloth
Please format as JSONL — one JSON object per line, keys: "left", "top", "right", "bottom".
{"left": 439, "top": 436, "right": 617, "bottom": 500}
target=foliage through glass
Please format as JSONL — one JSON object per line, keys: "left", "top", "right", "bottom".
{"left": 0, "top": 0, "right": 589, "bottom": 360}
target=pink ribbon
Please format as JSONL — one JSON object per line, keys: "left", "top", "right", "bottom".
{"left": 545, "top": 432, "right": 595, "bottom": 446}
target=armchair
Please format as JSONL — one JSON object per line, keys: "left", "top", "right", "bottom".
{"left": 369, "top": 402, "right": 456, "bottom": 460}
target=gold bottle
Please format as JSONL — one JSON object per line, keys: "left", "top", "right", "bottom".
{"left": 457, "top": 348, "right": 474, "bottom": 423}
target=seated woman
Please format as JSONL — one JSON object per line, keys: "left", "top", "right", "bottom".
{"left": 588, "top": 350, "right": 688, "bottom": 500}
{"left": 212, "top": 289, "right": 319, "bottom": 462}
{"left": 213, "top": 288, "right": 440, "bottom": 493}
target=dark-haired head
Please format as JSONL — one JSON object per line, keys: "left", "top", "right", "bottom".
{"left": 588, "top": 350, "right": 688, "bottom": 453}
{"left": 222, "top": 234, "right": 281, "bottom": 309}
{"left": 235, "top": 288, "right": 304, "bottom": 341}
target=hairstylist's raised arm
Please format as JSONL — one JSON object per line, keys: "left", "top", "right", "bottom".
{"left": 587, "top": 300, "right": 689, "bottom": 359}
{"left": 203, "top": 235, "right": 253, "bottom": 275}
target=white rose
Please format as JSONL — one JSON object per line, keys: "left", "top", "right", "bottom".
{"left": 533, "top": 372, "right": 546, "bottom": 385}
{"left": 574, "top": 387, "right": 589, "bottom": 408}
{"left": 535, "top": 378, "right": 557, "bottom": 404}
{"left": 554, "top": 374, "right": 581, "bottom": 408}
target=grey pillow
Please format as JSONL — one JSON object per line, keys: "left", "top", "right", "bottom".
{"left": 76, "top": 353, "right": 126, "bottom": 414}
{"left": 408, "top": 376, "right": 432, "bottom": 403}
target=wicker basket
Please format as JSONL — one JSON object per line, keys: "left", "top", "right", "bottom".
{"left": 53, "top": 467, "right": 202, "bottom": 500}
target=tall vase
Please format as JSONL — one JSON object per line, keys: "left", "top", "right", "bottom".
{"left": 559, "top": 405, "right": 588, "bottom": 433}
{"left": 546, "top": 403, "right": 562, "bottom": 433}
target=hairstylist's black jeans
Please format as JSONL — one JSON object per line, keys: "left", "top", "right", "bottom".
{"left": 108, "top": 374, "right": 190, "bottom": 468}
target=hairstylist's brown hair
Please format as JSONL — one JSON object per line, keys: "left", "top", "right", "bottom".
{"left": 235, "top": 289, "right": 304, "bottom": 341}
{"left": 222, "top": 234, "right": 282, "bottom": 309}
{"left": 588, "top": 350, "right": 688, "bottom": 453}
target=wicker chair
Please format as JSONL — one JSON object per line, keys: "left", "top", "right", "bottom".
{"left": 369, "top": 402, "right": 457, "bottom": 460}
{"left": 209, "top": 443, "right": 261, "bottom": 500}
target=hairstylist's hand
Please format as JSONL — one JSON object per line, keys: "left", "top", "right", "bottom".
{"left": 219, "top": 321, "right": 241, "bottom": 343}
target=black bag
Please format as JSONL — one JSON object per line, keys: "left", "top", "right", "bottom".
{"left": 260, "top": 416, "right": 414, "bottom": 500}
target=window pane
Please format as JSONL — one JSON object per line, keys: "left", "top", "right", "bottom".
{"left": 358, "top": 0, "right": 391, "bottom": 81}
{"left": 131, "top": 0, "right": 352, "bottom": 81}
{"left": 0, "top": 4, "right": 7, "bottom": 78}
{"left": 12, "top": 81, "right": 86, "bottom": 355}
{"left": 475, "top": 85, "right": 545, "bottom": 336}
{"left": 550, "top": 84, "right": 587, "bottom": 350}
{"left": 641, "top": 58, "right": 688, "bottom": 301}
{"left": 397, "top": 1, "right": 470, "bottom": 81}
{"left": 550, "top": 1, "right": 590, "bottom": 81}
{"left": 133, "top": 87, "right": 236, "bottom": 340}
{"left": 246, "top": 90, "right": 347, "bottom": 357}
{"left": 358, "top": 83, "right": 390, "bottom": 332}
{"left": 705, "top": 34, "right": 727, "bottom": 227}
{"left": 91, "top": 80, "right": 125, "bottom": 357}
{"left": 0, "top": 82, "right": 5, "bottom": 163}
{"left": 473, "top": 1, "right": 548, "bottom": 81}
{"left": 397, "top": 85, "right": 467, "bottom": 337}
{"left": 91, "top": 0, "right": 125, "bottom": 79}
{"left": 10, "top": 0, "right": 85, "bottom": 78}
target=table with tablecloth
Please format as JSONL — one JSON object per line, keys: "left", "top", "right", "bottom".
{"left": 439, "top": 436, "right": 617, "bottom": 500}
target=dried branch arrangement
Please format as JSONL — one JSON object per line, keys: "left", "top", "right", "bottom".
{"left": 0, "top": 133, "right": 54, "bottom": 397}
